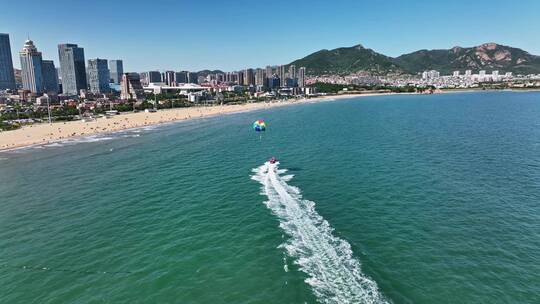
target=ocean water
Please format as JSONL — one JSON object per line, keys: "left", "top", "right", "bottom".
{"left": 1, "top": 91, "right": 539, "bottom": 303}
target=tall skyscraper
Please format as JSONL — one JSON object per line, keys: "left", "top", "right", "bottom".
{"left": 244, "top": 68, "right": 255, "bottom": 86}
{"left": 0, "top": 33, "right": 16, "bottom": 90}
{"left": 187, "top": 72, "right": 198, "bottom": 84}
{"left": 298, "top": 67, "right": 306, "bottom": 88}
{"left": 237, "top": 71, "right": 244, "bottom": 86}
{"left": 87, "top": 58, "right": 110, "bottom": 94}
{"left": 146, "top": 71, "right": 162, "bottom": 83}
{"left": 255, "top": 68, "right": 265, "bottom": 87}
{"left": 164, "top": 71, "right": 175, "bottom": 86}
{"left": 288, "top": 64, "right": 296, "bottom": 80}
{"left": 278, "top": 65, "right": 286, "bottom": 85}
{"left": 120, "top": 73, "right": 144, "bottom": 100}
{"left": 58, "top": 43, "right": 87, "bottom": 95}
{"left": 265, "top": 65, "right": 273, "bottom": 78}
{"left": 175, "top": 71, "right": 188, "bottom": 84}
{"left": 108, "top": 60, "right": 123, "bottom": 84}
{"left": 19, "top": 39, "right": 43, "bottom": 94}
{"left": 41, "top": 60, "right": 59, "bottom": 93}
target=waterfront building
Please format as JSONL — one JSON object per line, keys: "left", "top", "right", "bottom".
{"left": 255, "top": 68, "right": 265, "bottom": 87}
{"left": 298, "top": 67, "right": 306, "bottom": 88}
{"left": 268, "top": 74, "right": 280, "bottom": 89}
{"left": 41, "top": 60, "right": 59, "bottom": 93}
{"left": 237, "top": 71, "right": 244, "bottom": 86}
{"left": 164, "top": 70, "right": 175, "bottom": 86}
{"left": 187, "top": 72, "right": 198, "bottom": 84}
{"left": 109, "top": 60, "right": 123, "bottom": 84}
{"left": 120, "top": 72, "right": 144, "bottom": 100}
{"left": 146, "top": 71, "right": 162, "bottom": 83}
{"left": 19, "top": 39, "right": 43, "bottom": 94}
{"left": 58, "top": 43, "right": 87, "bottom": 95}
{"left": 453, "top": 71, "right": 460, "bottom": 77}
{"left": 265, "top": 66, "right": 273, "bottom": 78}
{"left": 278, "top": 65, "right": 286, "bottom": 85}
{"left": 175, "top": 71, "right": 188, "bottom": 84}
{"left": 422, "top": 70, "right": 440, "bottom": 79}
{"left": 465, "top": 70, "right": 472, "bottom": 77}
{"left": 244, "top": 68, "right": 255, "bottom": 86}
{"left": 0, "top": 33, "right": 16, "bottom": 90}
{"left": 479, "top": 70, "right": 486, "bottom": 77}
{"left": 288, "top": 64, "right": 296, "bottom": 79}
{"left": 87, "top": 58, "right": 110, "bottom": 94}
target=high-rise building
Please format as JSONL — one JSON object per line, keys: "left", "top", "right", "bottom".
{"left": 278, "top": 65, "right": 286, "bottom": 84}
{"left": 120, "top": 73, "right": 144, "bottom": 100}
{"left": 187, "top": 72, "right": 198, "bottom": 84}
{"left": 288, "top": 64, "right": 296, "bottom": 80}
{"left": 58, "top": 43, "right": 87, "bottom": 95}
{"left": 164, "top": 71, "right": 175, "bottom": 86}
{"left": 465, "top": 70, "right": 472, "bottom": 77}
{"left": 255, "top": 68, "right": 265, "bottom": 87}
{"left": 175, "top": 71, "right": 188, "bottom": 84}
{"left": 453, "top": 71, "right": 460, "bottom": 77}
{"left": 19, "top": 39, "right": 43, "bottom": 94}
{"left": 298, "top": 67, "right": 306, "bottom": 88}
{"left": 41, "top": 60, "right": 59, "bottom": 93}
{"left": 265, "top": 65, "right": 273, "bottom": 79}
{"left": 0, "top": 33, "right": 16, "bottom": 90}
{"left": 268, "top": 75, "right": 280, "bottom": 89}
{"left": 87, "top": 58, "right": 110, "bottom": 94}
{"left": 244, "top": 68, "right": 255, "bottom": 86}
{"left": 237, "top": 71, "right": 244, "bottom": 86}
{"left": 146, "top": 71, "right": 162, "bottom": 83}
{"left": 108, "top": 60, "right": 123, "bottom": 84}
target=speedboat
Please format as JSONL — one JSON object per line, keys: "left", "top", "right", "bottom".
{"left": 269, "top": 157, "right": 277, "bottom": 164}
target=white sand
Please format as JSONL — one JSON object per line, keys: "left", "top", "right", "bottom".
{"left": 0, "top": 93, "right": 402, "bottom": 151}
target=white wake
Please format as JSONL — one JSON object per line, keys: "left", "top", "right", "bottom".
{"left": 252, "top": 162, "right": 388, "bottom": 304}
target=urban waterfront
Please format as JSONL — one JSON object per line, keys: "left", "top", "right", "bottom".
{"left": 1, "top": 92, "right": 539, "bottom": 303}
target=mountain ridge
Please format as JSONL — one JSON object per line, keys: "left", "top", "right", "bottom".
{"left": 289, "top": 43, "right": 540, "bottom": 76}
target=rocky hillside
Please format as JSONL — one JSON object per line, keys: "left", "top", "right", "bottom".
{"left": 395, "top": 43, "right": 540, "bottom": 75}
{"left": 290, "top": 43, "right": 540, "bottom": 76}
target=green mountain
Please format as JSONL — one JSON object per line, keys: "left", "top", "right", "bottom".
{"left": 289, "top": 44, "right": 403, "bottom": 76}
{"left": 290, "top": 43, "right": 540, "bottom": 76}
{"left": 395, "top": 43, "right": 540, "bottom": 75}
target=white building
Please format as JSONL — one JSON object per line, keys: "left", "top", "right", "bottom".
{"left": 492, "top": 70, "right": 499, "bottom": 81}
{"left": 422, "top": 70, "right": 440, "bottom": 79}
{"left": 143, "top": 82, "right": 209, "bottom": 95}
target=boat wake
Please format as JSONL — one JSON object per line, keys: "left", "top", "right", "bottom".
{"left": 252, "top": 162, "right": 388, "bottom": 304}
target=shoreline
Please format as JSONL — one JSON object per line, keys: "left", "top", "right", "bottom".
{"left": 0, "top": 89, "right": 535, "bottom": 152}
{"left": 0, "top": 93, "right": 386, "bottom": 151}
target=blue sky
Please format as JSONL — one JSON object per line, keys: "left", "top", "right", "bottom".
{"left": 2, "top": 0, "right": 539, "bottom": 72}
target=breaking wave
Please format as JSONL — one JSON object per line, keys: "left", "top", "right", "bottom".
{"left": 252, "top": 162, "right": 388, "bottom": 304}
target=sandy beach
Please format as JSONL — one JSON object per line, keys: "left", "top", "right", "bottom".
{"left": 0, "top": 93, "right": 399, "bottom": 151}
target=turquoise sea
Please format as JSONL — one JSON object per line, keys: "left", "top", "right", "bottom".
{"left": 1, "top": 91, "right": 540, "bottom": 303}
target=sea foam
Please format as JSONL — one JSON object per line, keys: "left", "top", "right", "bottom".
{"left": 252, "top": 162, "right": 388, "bottom": 304}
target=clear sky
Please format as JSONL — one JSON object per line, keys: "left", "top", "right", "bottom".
{"left": 2, "top": 0, "right": 539, "bottom": 72}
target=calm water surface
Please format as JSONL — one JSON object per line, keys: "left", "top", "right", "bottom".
{"left": 1, "top": 92, "right": 539, "bottom": 303}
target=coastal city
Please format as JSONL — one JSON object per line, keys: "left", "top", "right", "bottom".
{"left": 1, "top": 32, "right": 540, "bottom": 131}
{"left": 2, "top": 1, "right": 540, "bottom": 304}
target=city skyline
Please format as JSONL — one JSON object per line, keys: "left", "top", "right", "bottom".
{"left": 2, "top": 0, "right": 540, "bottom": 72}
